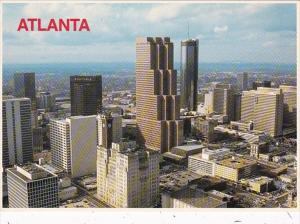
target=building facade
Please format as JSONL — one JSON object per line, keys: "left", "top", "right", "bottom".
{"left": 2, "top": 98, "right": 33, "bottom": 168}
{"left": 136, "top": 37, "right": 183, "bottom": 153}
{"left": 97, "top": 113, "right": 122, "bottom": 149}
{"left": 37, "top": 92, "right": 55, "bottom": 112}
{"left": 237, "top": 72, "right": 248, "bottom": 91}
{"left": 70, "top": 75, "right": 102, "bottom": 116}
{"left": 241, "top": 87, "right": 283, "bottom": 136}
{"left": 279, "top": 85, "right": 296, "bottom": 127}
{"left": 97, "top": 141, "right": 160, "bottom": 208}
{"left": 180, "top": 39, "right": 199, "bottom": 111}
{"left": 50, "top": 115, "right": 97, "bottom": 178}
{"left": 7, "top": 164, "right": 59, "bottom": 208}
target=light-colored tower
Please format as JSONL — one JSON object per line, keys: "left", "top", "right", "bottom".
{"left": 279, "top": 85, "right": 296, "bottom": 127}
{"left": 97, "top": 141, "right": 160, "bottom": 208}
{"left": 241, "top": 87, "right": 283, "bottom": 137}
{"left": 204, "top": 83, "right": 234, "bottom": 120}
{"left": 180, "top": 39, "right": 199, "bottom": 111}
{"left": 97, "top": 113, "right": 122, "bottom": 149}
{"left": 50, "top": 115, "right": 97, "bottom": 178}
{"left": 136, "top": 37, "right": 183, "bottom": 153}
{"left": 2, "top": 98, "right": 33, "bottom": 168}
{"left": 237, "top": 72, "right": 248, "bottom": 91}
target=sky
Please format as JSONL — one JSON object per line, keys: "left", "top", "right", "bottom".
{"left": 2, "top": 3, "right": 297, "bottom": 64}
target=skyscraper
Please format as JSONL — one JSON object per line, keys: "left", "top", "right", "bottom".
{"left": 70, "top": 75, "right": 102, "bottom": 116}
{"left": 2, "top": 98, "right": 33, "bottom": 168}
{"left": 180, "top": 39, "right": 199, "bottom": 111}
{"left": 50, "top": 115, "right": 97, "bottom": 178}
{"left": 13, "top": 72, "right": 37, "bottom": 127}
{"left": 136, "top": 37, "right": 183, "bottom": 153}
{"left": 204, "top": 83, "right": 235, "bottom": 121}
{"left": 97, "top": 141, "right": 160, "bottom": 208}
{"left": 13, "top": 73, "right": 36, "bottom": 107}
{"left": 279, "top": 85, "right": 296, "bottom": 127}
{"left": 237, "top": 72, "right": 248, "bottom": 91}
{"left": 241, "top": 87, "right": 283, "bottom": 137}
{"left": 97, "top": 113, "right": 122, "bottom": 149}
{"left": 7, "top": 164, "right": 59, "bottom": 208}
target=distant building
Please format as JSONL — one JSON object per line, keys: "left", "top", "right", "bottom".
{"left": 204, "top": 83, "right": 234, "bottom": 121}
{"left": 241, "top": 87, "right": 283, "bottom": 136}
{"left": 70, "top": 75, "right": 102, "bottom": 116}
{"left": 180, "top": 39, "right": 199, "bottom": 111}
{"left": 279, "top": 85, "right": 296, "bottom": 127}
{"left": 233, "top": 93, "right": 242, "bottom": 121}
{"left": 97, "top": 141, "right": 160, "bottom": 208}
{"left": 237, "top": 72, "right": 248, "bottom": 91}
{"left": 252, "top": 80, "right": 271, "bottom": 90}
{"left": 136, "top": 37, "right": 183, "bottom": 153}
{"left": 32, "top": 127, "right": 43, "bottom": 152}
{"left": 37, "top": 92, "right": 55, "bottom": 112}
{"left": 7, "top": 164, "right": 59, "bottom": 208}
{"left": 97, "top": 113, "right": 122, "bottom": 149}
{"left": 50, "top": 115, "right": 97, "bottom": 178}
{"left": 2, "top": 98, "right": 33, "bottom": 168}
{"left": 193, "top": 117, "right": 218, "bottom": 142}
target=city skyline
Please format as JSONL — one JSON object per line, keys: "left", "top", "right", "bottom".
{"left": 3, "top": 3, "right": 297, "bottom": 64}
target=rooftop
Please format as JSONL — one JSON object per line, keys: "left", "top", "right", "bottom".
{"left": 173, "top": 144, "right": 205, "bottom": 152}
{"left": 173, "top": 186, "right": 226, "bottom": 208}
{"left": 216, "top": 157, "right": 256, "bottom": 169}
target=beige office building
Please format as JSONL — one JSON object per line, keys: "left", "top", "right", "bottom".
{"left": 50, "top": 115, "right": 97, "bottom": 178}
{"left": 204, "top": 83, "right": 234, "bottom": 121}
{"left": 136, "top": 37, "right": 183, "bottom": 153}
{"left": 241, "top": 87, "right": 283, "bottom": 137}
{"left": 97, "top": 141, "right": 160, "bottom": 208}
{"left": 279, "top": 85, "right": 296, "bottom": 127}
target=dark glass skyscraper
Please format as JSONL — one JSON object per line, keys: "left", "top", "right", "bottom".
{"left": 180, "top": 39, "right": 199, "bottom": 111}
{"left": 70, "top": 75, "right": 102, "bottom": 116}
{"left": 13, "top": 72, "right": 36, "bottom": 109}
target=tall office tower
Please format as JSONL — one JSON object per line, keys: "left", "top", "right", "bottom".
{"left": 279, "top": 85, "right": 296, "bottom": 127}
{"left": 50, "top": 115, "right": 97, "bottom": 178}
{"left": 204, "top": 83, "right": 234, "bottom": 121}
{"left": 241, "top": 87, "right": 283, "bottom": 137}
{"left": 180, "top": 39, "right": 199, "bottom": 111}
{"left": 13, "top": 72, "right": 37, "bottom": 127}
{"left": 37, "top": 91, "right": 55, "bottom": 112}
{"left": 97, "top": 113, "right": 122, "bottom": 149}
{"left": 136, "top": 37, "right": 183, "bottom": 153}
{"left": 233, "top": 93, "right": 242, "bottom": 121}
{"left": 32, "top": 127, "right": 43, "bottom": 152}
{"left": 237, "top": 72, "right": 248, "bottom": 91}
{"left": 97, "top": 141, "right": 160, "bottom": 208}
{"left": 2, "top": 98, "right": 33, "bottom": 168}
{"left": 70, "top": 75, "right": 102, "bottom": 116}
{"left": 7, "top": 164, "right": 59, "bottom": 208}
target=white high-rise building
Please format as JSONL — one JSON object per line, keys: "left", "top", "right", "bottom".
{"left": 2, "top": 98, "right": 33, "bottom": 168}
{"left": 50, "top": 115, "right": 97, "bottom": 178}
{"left": 97, "top": 141, "right": 160, "bottom": 208}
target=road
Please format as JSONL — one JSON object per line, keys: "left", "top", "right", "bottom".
{"left": 71, "top": 181, "right": 111, "bottom": 208}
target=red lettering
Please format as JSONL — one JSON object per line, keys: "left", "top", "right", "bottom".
{"left": 79, "top": 19, "right": 90, "bottom": 31}
{"left": 17, "top": 19, "right": 28, "bottom": 31}
{"left": 37, "top": 19, "right": 47, "bottom": 31}
{"left": 58, "top": 19, "right": 70, "bottom": 31}
{"left": 70, "top": 18, "right": 80, "bottom": 31}
{"left": 27, "top": 18, "right": 37, "bottom": 31}
{"left": 48, "top": 19, "right": 58, "bottom": 31}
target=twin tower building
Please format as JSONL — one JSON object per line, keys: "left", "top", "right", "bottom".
{"left": 136, "top": 37, "right": 198, "bottom": 153}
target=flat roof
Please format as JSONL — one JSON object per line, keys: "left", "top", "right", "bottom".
{"left": 173, "top": 186, "right": 226, "bottom": 208}
{"left": 173, "top": 144, "right": 205, "bottom": 152}
{"left": 216, "top": 157, "right": 256, "bottom": 169}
